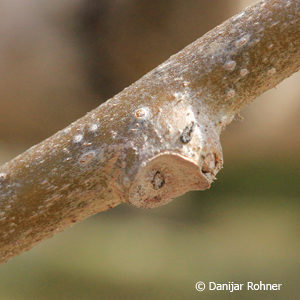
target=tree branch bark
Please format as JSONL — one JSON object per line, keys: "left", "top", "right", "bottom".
{"left": 0, "top": 0, "right": 299, "bottom": 263}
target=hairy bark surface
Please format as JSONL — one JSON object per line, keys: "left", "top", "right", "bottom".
{"left": 0, "top": 0, "right": 299, "bottom": 263}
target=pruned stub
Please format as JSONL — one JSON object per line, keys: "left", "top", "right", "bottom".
{"left": 128, "top": 152, "right": 221, "bottom": 208}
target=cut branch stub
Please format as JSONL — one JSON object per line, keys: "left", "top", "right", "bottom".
{"left": 128, "top": 152, "right": 218, "bottom": 209}
{"left": 115, "top": 101, "right": 223, "bottom": 208}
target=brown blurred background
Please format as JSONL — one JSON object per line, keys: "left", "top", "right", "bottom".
{"left": 0, "top": 0, "right": 299, "bottom": 299}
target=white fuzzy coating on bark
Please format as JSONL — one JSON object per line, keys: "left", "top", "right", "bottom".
{"left": 0, "top": 173, "right": 7, "bottom": 181}
{"left": 88, "top": 123, "right": 99, "bottom": 133}
{"left": 73, "top": 134, "right": 83, "bottom": 143}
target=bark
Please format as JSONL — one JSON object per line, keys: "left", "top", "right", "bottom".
{"left": 0, "top": 0, "right": 299, "bottom": 263}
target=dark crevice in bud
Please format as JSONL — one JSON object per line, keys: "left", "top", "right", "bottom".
{"left": 180, "top": 121, "right": 195, "bottom": 144}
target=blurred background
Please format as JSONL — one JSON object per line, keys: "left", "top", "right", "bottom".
{"left": 0, "top": 0, "right": 299, "bottom": 299}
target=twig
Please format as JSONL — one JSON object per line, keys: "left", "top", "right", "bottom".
{"left": 0, "top": 0, "right": 299, "bottom": 263}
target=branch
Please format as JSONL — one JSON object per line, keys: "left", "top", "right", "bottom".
{"left": 0, "top": 0, "right": 299, "bottom": 263}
